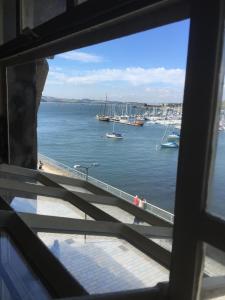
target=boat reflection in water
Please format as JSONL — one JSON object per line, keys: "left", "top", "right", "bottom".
{"left": 161, "top": 141, "right": 179, "bottom": 148}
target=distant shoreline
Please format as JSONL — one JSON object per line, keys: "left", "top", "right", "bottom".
{"left": 41, "top": 96, "right": 225, "bottom": 107}
{"left": 41, "top": 97, "right": 183, "bottom": 107}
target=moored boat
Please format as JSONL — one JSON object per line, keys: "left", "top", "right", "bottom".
{"left": 96, "top": 115, "right": 110, "bottom": 121}
{"left": 132, "top": 119, "right": 144, "bottom": 126}
{"left": 160, "top": 125, "right": 180, "bottom": 149}
{"left": 167, "top": 133, "right": 180, "bottom": 142}
{"left": 106, "top": 132, "right": 123, "bottom": 139}
{"left": 106, "top": 121, "right": 123, "bottom": 139}
{"left": 119, "top": 115, "right": 130, "bottom": 124}
{"left": 96, "top": 94, "right": 110, "bottom": 121}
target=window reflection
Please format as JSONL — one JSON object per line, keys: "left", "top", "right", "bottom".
{"left": 0, "top": 231, "right": 50, "bottom": 300}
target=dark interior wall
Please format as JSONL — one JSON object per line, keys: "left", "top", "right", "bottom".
{"left": 0, "top": 1, "right": 49, "bottom": 169}
{"left": 1, "top": 0, "right": 17, "bottom": 44}
{"left": 7, "top": 62, "right": 37, "bottom": 168}
{"left": 6, "top": 59, "right": 48, "bottom": 169}
{"left": 0, "top": 66, "right": 8, "bottom": 164}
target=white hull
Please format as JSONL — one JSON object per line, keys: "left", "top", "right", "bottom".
{"left": 106, "top": 121, "right": 123, "bottom": 139}
{"left": 106, "top": 133, "right": 123, "bottom": 139}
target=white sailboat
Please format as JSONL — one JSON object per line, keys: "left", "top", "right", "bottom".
{"left": 160, "top": 126, "right": 179, "bottom": 148}
{"left": 119, "top": 103, "right": 130, "bottom": 124}
{"left": 106, "top": 121, "right": 123, "bottom": 139}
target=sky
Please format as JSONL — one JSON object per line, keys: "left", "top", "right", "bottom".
{"left": 43, "top": 20, "right": 190, "bottom": 103}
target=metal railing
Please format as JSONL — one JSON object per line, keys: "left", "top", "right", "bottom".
{"left": 38, "top": 153, "right": 174, "bottom": 223}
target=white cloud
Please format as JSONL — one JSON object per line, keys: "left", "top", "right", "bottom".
{"left": 49, "top": 66, "right": 63, "bottom": 72}
{"left": 145, "top": 87, "right": 183, "bottom": 102}
{"left": 48, "top": 67, "right": 185, "bottom": 86}
{"left": 58, "top": 51, "right": 103, "bottom": 63}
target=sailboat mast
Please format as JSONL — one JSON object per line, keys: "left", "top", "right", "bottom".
{"left": 104, "top": 93, "right": 107, "bottom": 115}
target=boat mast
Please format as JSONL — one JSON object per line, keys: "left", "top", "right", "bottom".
{"left": 104, "top": 93, "right": 107, "bottom": 116}
{"left": 161, "top": 124, "right": 169, "bottom": 144}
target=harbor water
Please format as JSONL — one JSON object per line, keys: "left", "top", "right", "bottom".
{"left": 38, "top": 102, "right": 225, "bottom": 217}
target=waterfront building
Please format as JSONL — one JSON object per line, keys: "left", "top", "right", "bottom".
{"left": 0, "top": 1, "right": 225, "bottom": 300}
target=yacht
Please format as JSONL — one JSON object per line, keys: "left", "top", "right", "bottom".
{"left": 106, "top": 122, "right": 123, "bottom": 139}
{"left": 96, "top": 115, "right": 110, "bottom": 121}
{"left": 106, "top": 132, "right": 123, "bottom": 139}
{"left": 119, "top": 115, "right": 130, "bottom": 124}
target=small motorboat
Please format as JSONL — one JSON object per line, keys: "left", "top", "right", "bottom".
{"left": 106, "top": 132, "right": 123, "bottom": 139}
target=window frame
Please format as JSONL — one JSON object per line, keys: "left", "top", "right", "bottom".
{"left": 0, "top": 0, "right": 225, "bottom": 299}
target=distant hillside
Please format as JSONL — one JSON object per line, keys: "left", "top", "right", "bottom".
{"left": 41, "top": 96, "right": 96, "bottom": 103}
{"left": 41, "top": 96, "right": 147, "bottom": 106}
{"left": 41, "top": 96, "right": 185, "bottom": 108}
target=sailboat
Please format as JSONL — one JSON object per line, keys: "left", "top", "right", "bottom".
{"left": 106, "top": 121, "right": 123, "bottom": 139}
{"left": 96, "top": 94, "right": 110, "bottom": 121}
{"left": 160, "top": 126, "right": 179, "bottom": 148}
{"left": 119, "top": 103, "right": 130, "bottom": 124}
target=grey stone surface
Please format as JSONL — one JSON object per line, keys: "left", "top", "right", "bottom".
{"left": 39, "top": 233, "right": 169, "bottom": 294}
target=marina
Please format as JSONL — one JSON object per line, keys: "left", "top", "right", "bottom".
{"left": 96, "top": 102, "right": 225, "bottom": 131}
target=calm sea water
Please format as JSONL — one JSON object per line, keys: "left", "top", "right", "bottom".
{"left": 38, "top": 102, "right": 225, "bottom": 216}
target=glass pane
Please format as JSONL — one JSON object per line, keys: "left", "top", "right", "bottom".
{"left": 94, "top": 203, "right": 150, "bottom": 225}
{"left": 2, "top": 193, "right": 93, "bottom": 220}
{"left": 77, "top": 0, "right": 88, "bottom": 4}
{"left": 201, "top": 244, "right": 225, "bottom": 300}
{"left": 208, "top": 125, "right": 225, "bottom": 219}
{"left": 61, "top": 184, "right": 93, "bottom": 194}
{"left": 39, "top": 232, "right": 169, "bottom": 294}
{"left": 204, "top": 245, "right": 225, "bottom": 277}
{"left": 0, "top": 0, "right": 17, "bottom": 45}
{"left": 207, "top": 36, "right": 225, "bottom": 219}
{"left": 21, "top": 0, "right": 67, "bottom": 29}
{"left": 151, "top": 238, "right": 172, "bottom": 252}
{"left": 0, "top": 231, "right": 50, "bottom": 300}
{"left": 38, "top": 20, "right": 190, "bottom": 225}
{"left": 0, "top": 172, "right": 43, "bottom": 186}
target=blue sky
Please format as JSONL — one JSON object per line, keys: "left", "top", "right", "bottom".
{"left": 44, "top": 20, "right": 190, "bottom": 103}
